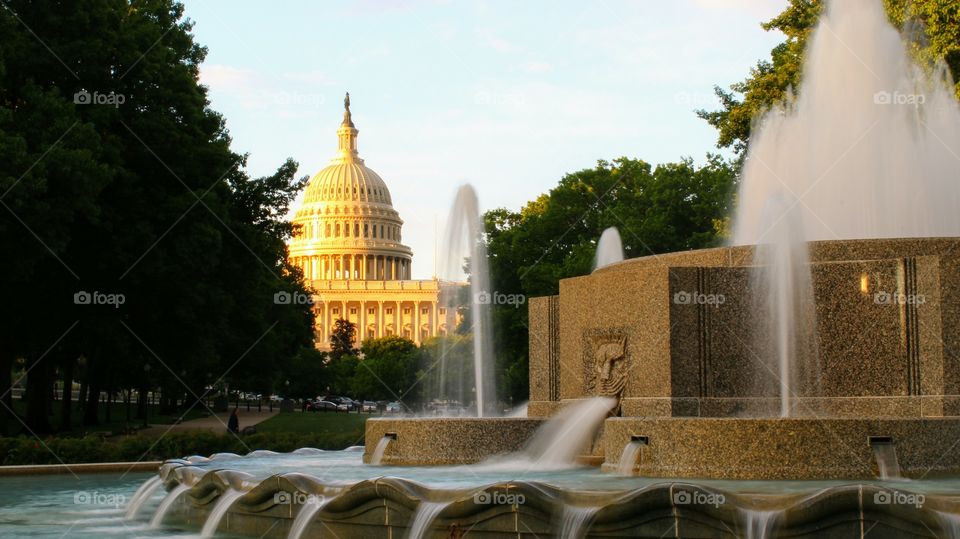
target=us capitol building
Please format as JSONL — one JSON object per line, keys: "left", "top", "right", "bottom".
{"left": 288, "top": 94, "right": 453, "bottom": 348}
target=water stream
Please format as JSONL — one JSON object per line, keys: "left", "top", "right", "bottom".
{"left": 124, "top": 475, "right": 163, "bottom": 520}
{"left": 200, "top": 488, "right": 246, "bottom": 537}
{"left": 369, "top": 435, "right": 393, "bottom": 465}
{"left": 407, "top": 501, "right": 449, "bottom": 539}
{"left": 150, "top": 483, "right": 190, "bottom": 528}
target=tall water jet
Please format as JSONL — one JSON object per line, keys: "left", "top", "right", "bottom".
{"left": 593, "top": 227, "right": 624, "bottom": 271}
{"left": 751, "top": 193, "right": 819, "bottom": 417}
{"left": 732, "top": 0, "right": 960, "bottom": 415}
{"left": 439, "top": 184, "right": 496, "bottom": 416}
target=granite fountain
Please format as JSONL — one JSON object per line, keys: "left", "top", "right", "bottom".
{"left": 113, "top": 0, "right": 960, "bottom": 537}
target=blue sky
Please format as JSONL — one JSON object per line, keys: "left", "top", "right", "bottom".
{"left": 182, "top": 0, "right": 788, "bottom": 278}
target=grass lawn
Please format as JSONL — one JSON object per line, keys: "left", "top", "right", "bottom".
{"left": 255, "top": 411, "right": 369, "bottom": 436}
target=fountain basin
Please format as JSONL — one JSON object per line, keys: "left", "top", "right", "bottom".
{"left": 603, "top": 417, "right": 960, "bottom": 480}
{"left": 364, "top": 417, "right": 545, "bottom": 465}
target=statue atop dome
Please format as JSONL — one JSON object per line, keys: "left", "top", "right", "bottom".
{"left": 342, "top": 91, "right": 354, "bottom": 127}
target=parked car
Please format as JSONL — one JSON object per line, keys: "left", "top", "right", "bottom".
{"left": 385, "top": 402, "right": 401, "bottom": 414}
{"left": 307, "top": 400, "right": 338, "bottom": 412}
{"left": 361, "top": 401, "right": 377, "bottom": 412}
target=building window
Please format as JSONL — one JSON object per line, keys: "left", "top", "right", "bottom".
{"left": 403, "top": 308, "right": 411, "bottom": 315}
{"left": 325, "top": 223, "right": 331, "bottom": 237}
{"left": 355, "top": 223, "right": 360, "bottom": 236}
{"left": 350, "top": 308, "right": 357, "bottom": 315}
{"left": 368, "top": 330, "right": 375, "bottom": 338}
{"left": 368, "top": 307, "right": 375, "bottom": 315}
{"left": 380, "top": 224, "right": 384, "bottom": 238}
{"left": 335, "top": 223, "right": 340, "bottom": 237}
{"left": 332, "top": 308, "right": 340, "bottom": 315}
{"left": 364, "top": 224, "right": 369, "bottom": 237}
{"left": 372, "top": 224, "right": 377, "bottom": 238}
{"left": 386, "top": 308, "right": 393, "bottom": 315}
{"left": 439, "top": 308, "right": 446, "bottom": 316}
{"left": 421, "top": 308, "right": 429, "bottom": 315}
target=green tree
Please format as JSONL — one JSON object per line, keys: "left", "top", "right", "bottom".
{"left": 484, "top": 156, "right": 737, "bottom": 404}
{"left": 329, "top": 319, "right": 357, "bottom": 361}
{"left": 350, "top": 336, "right": 418, "bottom": 402}
{"left": 698, "top": 0, "right": 960, "bottom": 156}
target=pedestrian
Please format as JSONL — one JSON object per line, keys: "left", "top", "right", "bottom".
{"left": 228, "top": 408, "right": 239, "bottom": 434}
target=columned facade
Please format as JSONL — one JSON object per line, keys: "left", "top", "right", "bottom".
{"left": 288, "top": 94, "right": 449, "bottom": 349}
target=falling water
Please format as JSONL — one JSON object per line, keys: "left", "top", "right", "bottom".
{"left": 742, "top": 509, "right": 779, "bottom": 539}
{"left": 407, "top": 501, "right": 448, "bottom": 539}
{"left": 732, "top": 0, "right": 960, "bottom": 416}
{"left": 559, "top": 505, "right": 599, "bottom": 539}
{"left": 125, "top": 476, "right": 163, "bottom": 520}
{"left": 369, "top": 435, "right": 393, "bottom": 465}
{"left": 616, "top": 440, "right": 644, "bottom": 475}
{"left": 200, "top": 488, "right": 245, "bottom": 537}
{"left": 593, "top": 227, "right": 624, "bottom": 271}
{"left": 150, "top": 483, "right": 190, "bottom": 528}
{"left": 937, "top": 511, "right": 960, "bottom": 539}
{"left": 484, "top": 397, "right": 615, "bottom": 470}
{"left": 439, "top": 184, "right": 496, "bottom": 417}
{"left": 286, "top": 496, "right": 327, "bottom": 539}
{"left": 872, "top": 441, "right": 902, "bottom": 480}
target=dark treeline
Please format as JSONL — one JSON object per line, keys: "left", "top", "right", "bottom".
{"left": 0, "top": 0, "right": 315, "bottom": 435}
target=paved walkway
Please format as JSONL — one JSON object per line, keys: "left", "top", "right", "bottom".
{"left": 138, "top": 409, "right": 278, "bottom": 437}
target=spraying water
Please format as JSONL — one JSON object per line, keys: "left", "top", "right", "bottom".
{"left": 733, "top": 0, "right": 960, "bottom": 416}
{"left": 742, "top": 509, "right": 780, "bottom": 539}
{"left": 439, "top": 185, "right": 496, "bottom": 416}
{"left": 593, "top": 227, "right": 624, "bottom": 271}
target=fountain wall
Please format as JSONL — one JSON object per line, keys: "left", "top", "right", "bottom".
{"left": 529, "top": 238, "right": 960, "bottom": 419}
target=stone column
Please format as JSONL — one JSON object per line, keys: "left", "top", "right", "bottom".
{"left": 414, "top": 301, "right": 421, "bottom": 345}
{"left": 431, "top": 301, "right": 438, "bottom": 339}
{"left": 323, "top": 301, "right": 330, "bottom": 344}
{"left": 377, "top": 301, "right": 384, "bottom": 338}
{"left": 360, "top": 300, "right": 366, "bottom": 342}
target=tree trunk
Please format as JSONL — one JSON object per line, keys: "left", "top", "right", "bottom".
{"left": 104, "top": 391, "right": 112, "bottom": 423}
{"left": 0, "top": 349, "right": 13, "bottom": 436}
{"left": 83, "top": 364, "right": 100, "bottom": 426}
{"left": 25, "top": 358, "right": 52, "bottom": 434}
{"left": 59, "top": 358, "right": 74, "bottom": 432}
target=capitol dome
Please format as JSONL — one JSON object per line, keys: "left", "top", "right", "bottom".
{"left": 289, "top": 93, "right": 413, "bottom": 282}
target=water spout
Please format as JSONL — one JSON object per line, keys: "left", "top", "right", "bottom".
{"left": 287, "top": 495, "right": 328, "bottom": 539}
{"left": 559, "top": 505, "right": 599, "bottom": 539}
{"left": 407, "top": 501, "right": 449, "bottom": 539}
{"left": 200, "top": 488, "right": 245, "bottom": 537}
{"left": 125, "top": 475, "right": 163, "bottom": 520}
{"left": 870, "top": 436, "right": 902, "bottom": 480}
{"left": 369, "top": 434, "right": 396, "bottom": 466}
{"left": 742, "top": 509, "right": 779, "bottom": 539}
{"left": 593, "top": 227, "right": 624, "bottom": 271}
{"left": 484, "top": 397, "right": 615, "bottom": 470}
{"left": 616, "top": 436, "right": 647, "bottom": 475}
{"left": 150, "top": 483, "right": 190, "bottom": 528}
